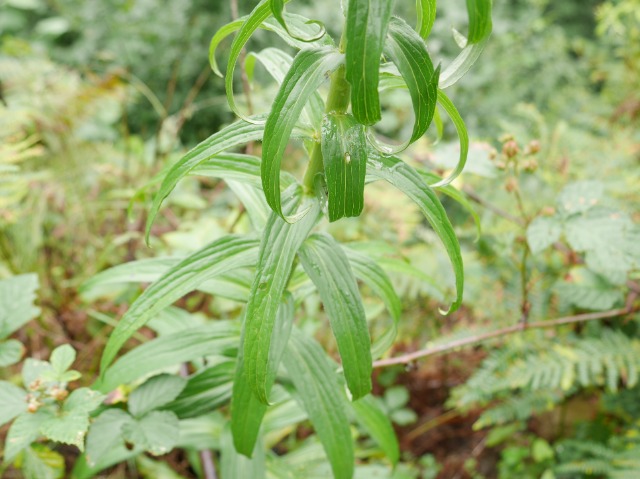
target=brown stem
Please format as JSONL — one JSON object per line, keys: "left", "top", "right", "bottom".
{"left": 372, "top": 300, "right": 638, "bottom": 369}
{"left": 462, "top": 186, "right": 525, "bottom": 226}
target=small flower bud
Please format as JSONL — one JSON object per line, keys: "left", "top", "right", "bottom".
{"left": 505, "top": 177, "right": 518, "bottom": 193}
{"left": 503, "top": 140, "right": 519, "bottom": 159}
{"left": 527, "top": 139, "right": 541, "bottom": 154}
{"left": 523, "top": 159, "right": 538, "bottom": 172}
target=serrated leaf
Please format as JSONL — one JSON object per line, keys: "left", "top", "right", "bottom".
{"left": 367, "top": 154, "right": 463, "bottom": 312}
{"left": 322, "top": 113, "right": 367, "bottom": 221}
{"left": 0, "top": 339, "right": 24, "bottom": 367}
{"left": 298, "top": 233, "right": 372, "bottom": 399}
{"left": 430, "top": 90, "right": 469, "bottom": 187}
{"left": 40, "top": 412, "right": 89, "bottom": 450}
{"left": 96, "top": 322, "right": 239, "bottom": 392}
{"left": 283, "top": 329, "right": 354, "bottom": 479}
{"left": 22, "top": 358, "right": 54, "bottom": 390}
{"left": 261, "top": 48, "right": 343, "bottom": 220}
{"left": 558, "top": 181, "right": 604, "bottom": 214}
{"left": 527, "top": 216, "right": 563, "bottom": 254}
{"left": 5, "top": 410, "right": 51, "bottom": 461}
{"left": 242, "top": 195, "right": 320, "bottom": 403}
{"left": 0, "top": 274, "right": 40, "bottom": 338}
{"left": 64, "top": 388, "right": 105, "bottom": 414}
{"left": 345, "top": 0, "right": 394, "bottom": 125}
{"left": 20, "top": 444, "right": 65, "bottom": 479}
{"left": 50, "top": 344, "right": 76, "bottom": 375}
{"left": 373, "top": 16, "right": 438, "bottom": 153}
{"left": 416, "top": 0, "right": 436, "bottom": 39}
{"left": 122, "top": 410, "right": 180, "bottom": 456}
{"left": 221, "top": 424, "right": 266, "bottom": 479}
{"left": 84, "top": 409, "right": 133, "bottom": 467}
{"left": 0, "top": 380, "right": 27, "bottom": 426}
{"left": 555, "top": 267, "right": 624, "bottom": 311}
{"left": 100, "top": 235, "right": 258, "bottom": 374}
{"left": 343, "top": 246, "right": 401, "bottom": 358}
{"left": 128, "top": 374, "right": 187, "bottom": 418}
{"left": 351, "top": 394, "right": 399, "bottom": 465}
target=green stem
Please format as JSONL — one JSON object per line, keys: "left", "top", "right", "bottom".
{"left": 303, "top": 36, "right": 351, "bottom": 192}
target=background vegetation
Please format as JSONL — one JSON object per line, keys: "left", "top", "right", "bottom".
{"left": 1, "top": 0, "right": 639, "bottom": 477}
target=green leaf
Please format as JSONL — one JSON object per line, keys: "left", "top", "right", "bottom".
{"left": 270, "top": 0, "right": 326, "bottom": 43}
{"left": 50, "top": 344, "right": 76, "bottom": 375}
{"left": 0, "top": 273, "right": 40, "bottom": 338}
{"left": 527, "top": 216, "right": 563, "bottom": 255}
{"left": 555, "top": 268, "right": 624, "bottom": 311}
{"left": 164, "top": 361, "right": 235, "bottom": 418}
{"left": 416, "top": 0, "right": 436, "bottom": 39}
{"left": 145, "top": 116, "right": 312, "bottom": 241}
{"left": 19, "top": 444, "right": 65, "bottom": 479}
{"left": 96, "top": 322, "right": 239, "bottom": 392}
{"left": 466, "top": 0, "right": 493, "bottom": 44}
{"left": 345, "top": 0, "right": 394, "bottom": 125}
{"left": 40, "top": 411, "right": 90, "bottom": 450}
{"left": 64, "top": 388, "right": 105, "bottom": 414}
{"left": 321, "top": 113, "right": 367, "bottom": 221}
{"left": 85, "top": 409, "right": 133, "bottom": 467}
{"left": 351, "top": 394, "right": 400, "bottom": 465}
{"left": 100, "top": 235, "right": 258, "bottom": 374}
{"left": 242, "top": 195, "right": 320, "bottom": 403}
{"left": 128, "top": 374, "right": 187, "bottom": 418}
{"left": 367, "top": 154, "right": 464, "bottom": 312}
{"left": 0, "top": 380, "right": 27, "bottom": 426}
{"left": 439, "top": 38, "right": 489, "bottom": 88}
{"left": 283, "top": 329, "right": 354, "bottom": 479}
{"left": 557, "top": 181, "right": 604, "bottom": 215}
{"left": 22, "top": 358, "right": 54, "bottom": 389}
{"left": 5, "top": 409, "right": 52, "bottom": 461}
{"left": 245, "top": 48, "right": 324, "bottom": 127}
{"left": 221, "top": 423, "right": 266, "bottom": 479}
{"left": 122, "top": 410, "right": 180, "bottom": 456}
{"left": 298, "top": 233, "right": 372, "bottom": 400}
{"left": 261, "top": 48, "right": 343, "bottom": 220}
{"left": 0, "top": 339, "right": 24, "bottom": 367}
{"left": 342, "top": 247, "right": 401, "bottom": 358}
{"left": 384, "top": 385, "right": 409, "bottom": 410}
{"left": 429, "top": 90, "right": 469, "bottom": 187}
{"left": 371, "top": 16, "right": 439, "bottom": 153}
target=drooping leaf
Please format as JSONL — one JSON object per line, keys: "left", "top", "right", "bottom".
{"left": 0, "top": 380, "right": 27, "bottom": 426}
{"left": 221, "top": 423, "right": 266, "bottom": 479}
{"left": 345, "top": 0, "right": 394, "bottom": 125}
{"left": 371, "top": 16, "right": 439, "bottom": 153}
{"left": 100, "top": 235, "right": 258, "bottom": 373}
{"left": 298, "top": 233, "right": 372, "bottom": 399}
{"left": 270, "top": 0, "right": 326, "bottom": 43}
{"left": 242, "top": 193, "right": 320, "bottom": 403}
{"left": 416, "top": 0, "right": 436, "bottom": 39}
{"left": 145, "top": 116, "right": 313, "bottom": 241}
{"left": 0, "top": 273, "right": 40, "bottom": 338}
{"left": 321, "top": 113, "right": 367, "bottom": 221}
{"left": 283, "top": 329, "right": 354, "bottom": 479}
{"left": 429, "top": 90, "right": 469, "bottom": 187}
{"left": 128, "top": 374, "right": 187, "bottom": 418}
{"left": 351, "top": 394, "right": 400, "bottom": 465}
{"left": 367, "top": 154, "right": 463, "bottom": 312}
{"left": 439, "top": 39, "right": 489, "bottom": 88}
{"left": 342, "top": 246, "right": 401, "bottom": 358}
{"left": 261, "top": 48, "right": 343, "bottom": 220}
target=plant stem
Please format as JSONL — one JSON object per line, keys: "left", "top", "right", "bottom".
{"left": 303, "top": 35, "right": 350, "bottom": 193}
{"left": 372, "top": 296, "right": 639, "bottom": 368}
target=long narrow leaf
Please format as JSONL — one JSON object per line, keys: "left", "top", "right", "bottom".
{"left": 322, "top": 113, "right": 367, "bottom": 222}
{"left": 466, "top": 0, "right": 493, "bottom": 44}
{"left": 372, "top": 16, "right": 439, "bottom": 154}
{"left": 345, "top": 0, "right": 394, "bottom": 125}
{"left": 100, "top": 236, "right": 259, "bottom": 373}
{"left": 367, "top": 154, "right": 463, "bottom": 312}
{"left": 351, "top": 395, "right": 399, "bottom": 465}
{"left": 242, "top": 192, "right": 320, "bottom": 403}
{"left": 232, "top": 295, "right": 294, "bottom": 456}
{"left": 416, "top": 0, "right": 437, "bottom": 39}
{"left": 221, "top": 424, "right": 266, "bottom": 479}
{"left": 262, "top": 48, "right": 343, "bottom": 220}
{"left": 270, "top": 0, "right": 326, "bottom": 42}
{"left": 430, "top": 90, "right": 469, "bottom": 187}
{"left": 298, "top": 233, "right": 372, "bottom": 400}
{"left": 283, "top": 329, "right": 354, "bottom": 479}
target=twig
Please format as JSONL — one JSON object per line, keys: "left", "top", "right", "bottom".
{"left": 462, "top": 186, "right": 525, "bottom": 226}
{"left": 372, "top": 301, "right": 638, "bottom": 369}
{"left": 199, "top": 450, "right": 218, "bottom": 479}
